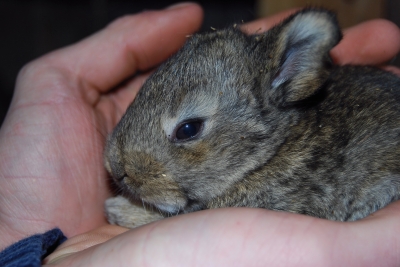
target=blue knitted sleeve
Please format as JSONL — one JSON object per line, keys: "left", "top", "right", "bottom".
{"left": 0, "top": 228, "right": 66, "bottom": 267}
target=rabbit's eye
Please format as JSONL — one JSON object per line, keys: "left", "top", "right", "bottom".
{"left": 173, "top": 120, "right": 203, "bottom": 141}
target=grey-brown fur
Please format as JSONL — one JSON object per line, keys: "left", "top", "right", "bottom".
{"left": 104, "top": 8, "right": 400, "bottom": 228}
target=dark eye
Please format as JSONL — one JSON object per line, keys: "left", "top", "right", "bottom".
{"left": 174, "top": 120, "right": 203, "bottom": 141}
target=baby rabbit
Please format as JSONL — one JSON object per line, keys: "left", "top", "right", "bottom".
{"left": 104, "top": 8, "right": 400, "bottom": 228}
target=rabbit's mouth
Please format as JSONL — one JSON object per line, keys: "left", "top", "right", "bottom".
{"left": 139, "top": 186, "right": 188, "bottom": 214}
{"left": 150, "top": 202, "right": 184, "bottom": 214}
{"left": 121, "top": 175, "right": 188, "bottom": 214}
{"left": 138, "top": 194, "right": 187, "bottom": 215}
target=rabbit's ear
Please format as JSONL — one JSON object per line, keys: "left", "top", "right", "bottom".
{"left": 269, "top": 9, "right": 342, "bottom": 104}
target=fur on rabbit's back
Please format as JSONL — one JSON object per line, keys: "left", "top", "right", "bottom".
{"left": 207, "top": 65, "right": 400, "bottom": 221}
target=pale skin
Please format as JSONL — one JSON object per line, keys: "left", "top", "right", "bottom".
{"left": 0, "top": 2, "right": 399, "bottom": 266}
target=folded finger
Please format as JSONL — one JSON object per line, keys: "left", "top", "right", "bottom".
{"left": 243, "top": 9, "right": 400, "bottom": 68}
{"left": 42, "top": 3, "right": 203, "bottom": 93}
{"left": 331, "top": 19, "right": 400, "bottom": 65}
{"left": 44, "top": 225, "right": 129, "bottom": 264}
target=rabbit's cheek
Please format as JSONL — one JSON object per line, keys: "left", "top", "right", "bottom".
{"left": 122, "top": 176, "right": 143, "bottom": 189}
{"left": 174, "top": 141, "right": 210, "bottom": 164}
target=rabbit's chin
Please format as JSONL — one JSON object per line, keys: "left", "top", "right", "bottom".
{"left": 152, "top": 203, "right": 182, "bottom": 214}
{"left": 140, "top": 196, "right": 187, "bottom": 214}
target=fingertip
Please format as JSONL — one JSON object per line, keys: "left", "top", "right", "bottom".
{"left": 110, "top": 2, "right": 204, "bottom": 67}
{"left": 167, "top": 2, "right": 204, "bottom": 33}
{"left": 130, "top": 3, "right": 203, "bottom": 70}
{"left": 361, "top": 199, "right": 400, "bottom": 223}
{"left": 369, "top": 19, "right": 400, "bottom": 61}
{"left": 166, "top": 2, "right": 204, "bottom": 17}
{"left": 367, "top": 19, "right": 400, "bottom": 49}
{"left": 383, "top": 65, "right": 400, "bottom": 76}
{"left": 331, "top": 19, "right": 400, "bottom": 65}
{"left": 57, "top": 3, "right": 203, "bottom": 93}
{"left": 43, "top": 225, "right": 130, "bottom": 264}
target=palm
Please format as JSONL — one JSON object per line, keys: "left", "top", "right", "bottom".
{"left": 0, "top": 59, "right": 164, "bottom": 241}
{"left": 1, "top": 4, "right": 400, "bottom": 259}
{"left": 0, "top": 6, "right": 203, "bottom": 248}
{"left": 0, "top": 67, "right": 143, "bottom": 238}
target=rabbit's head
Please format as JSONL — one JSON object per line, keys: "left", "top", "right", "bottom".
{"left": 105, "top": 9, "right": 341, "bottom": 214}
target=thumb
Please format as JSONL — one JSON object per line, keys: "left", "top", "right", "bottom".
{"left": 43, "top": 225, "right": 129, "bottom": 265}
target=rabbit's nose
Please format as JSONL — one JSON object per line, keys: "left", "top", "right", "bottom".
{"left": 125, "top": 151, "right": 167, "bottom": 181}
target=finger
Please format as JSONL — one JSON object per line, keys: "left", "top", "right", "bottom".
{"left": 331, "top": 19, "right": 400, "bottom": 65}
{"left": 43, "top": 225, "right": 129, "bottom": 264}
{"left": 358, "top": 199, "right": 400, "bottom": 223}
{"left": 48, "top": 207, "right": 400, "bottom": 267}
{"left": 48, "top": 209, "right": 344, "bottom": 267}
{"left": 97, "top": 72, "right": 153, "bottom": 130}
{"left": 38, "top": 3, "right": 203, "bottom": 93}
{"left": 106, "top": 72, "right": 152, "bottom": 112}
{"left": 243, "top": 10, "right": 400, "bottom": 67}
{"left": 383, "top": 65, "right": 400, "bottom": 76}
{"left": 241, "top": 8, "right": 299, "bottom": 34}
{"left": 341, "top": 200, "right": 400, "bottom": 266}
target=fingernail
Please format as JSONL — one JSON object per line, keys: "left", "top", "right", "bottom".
{"left": 166, "top": 2, "right": 195, "bottom": 10}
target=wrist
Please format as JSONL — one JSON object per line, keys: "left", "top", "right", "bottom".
{"left": 0, "top": 228, "right": 66, "bottom": 267}
{"left": 0, "top": 215, "right": 57, "bottom": 250}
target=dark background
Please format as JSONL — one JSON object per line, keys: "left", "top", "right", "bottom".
{"left": 0, "top": 0, "right": 399, "bottom": 126}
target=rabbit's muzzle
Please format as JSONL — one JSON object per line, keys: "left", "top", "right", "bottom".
{"left": 121, "top": 152, "right": 188, "bottom": 214}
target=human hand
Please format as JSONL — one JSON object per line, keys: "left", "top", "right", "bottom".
{"left": 44, "top": 205, "right": 400, "bottom": 266}
{"left": 0, "top": 2, "right": 203, "bottom": 250}
{"left": 1, "top": 4, "right": 400, "bottom": 266}
{"left": 43, "top": 8, "right": 400, "bottom": 266}
{"left": 243, "top": 8, "right": 400, "bottom": 69}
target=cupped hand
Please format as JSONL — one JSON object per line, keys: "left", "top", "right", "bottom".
{"left": 243, "top": 8, "right": 400, "bottom": 67}
{"left": 44, "top": 204, "right": 400, "bottom": 266}
{"left": 42, "top": 8, "right": 400, "bottom": 267}
{"left": 1, "top": 4, "right": 400, "bottom": 266}
{"left": 0, "top": 3, "right": 203, "bottom": 249}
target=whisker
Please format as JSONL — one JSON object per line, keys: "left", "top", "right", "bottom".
{"left": 142, "top": 199, "right": 147, "bottom": 213}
